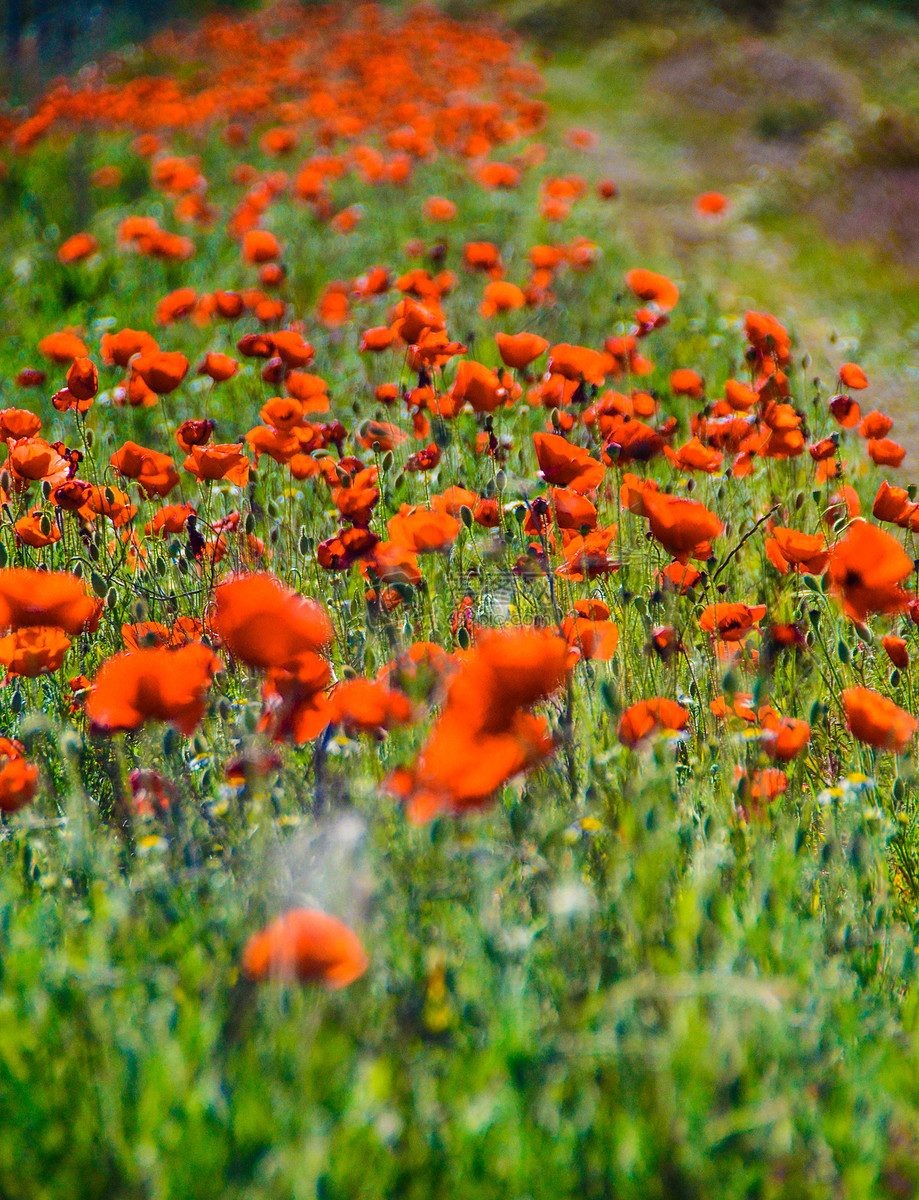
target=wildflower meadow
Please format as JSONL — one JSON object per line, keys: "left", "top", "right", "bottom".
{"left": 2, "top": 2, "right": 919, "bottom": 1196}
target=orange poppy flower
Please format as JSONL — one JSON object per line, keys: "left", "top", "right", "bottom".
{"left": 829, "top": 394, "right": 860, "bottom": 429}
{"left": 100, "top": 327, "right": 159, "bottom": 368}
{"left": 625, "top": 269, "right": 680, "bottom": 312}
{"left": 699, "top": 602, "right": 766, "bottom": 641}
{"left": 859, "top": 410, "right": 893, "bottom": 440}
{"left": 15, "top": 508, "right": 62, "bottom": 548}
{"left": 670, "top": 368, "right": 704, "bottom": 399}
{"left": 242, "top": 229, "right": 281, "bottom": 263}
{"left": 86, "top": 643, "right": 221, "bottom": 736}
{"left": 556, "top": 527, "right": 619, "bottom": 580}
{"left": 724, "top": 379, "right": 758, "bottom": 411}
{"left": 659, "top": 560, "right": 702, "bottom": 593}
{"left": 0, "top": 755, "right": 39, "bottom": 813}
{"left": 15, "top": 369, "right": 46, "bottom": 388}
{"left": 868, "top": 438, "right": 905, "bottom": 468}
{"left": 57, "top": 232, "right": 98, "bottom": 263}
{"left": 183, "top": 444, "right": 250, "bottom": 486}
{"left": 764, "top": 527, "right": 830, "bottom": 575}
{"left": 197, "top": 352, "right": 239, "bottom": 382}
{"left": 423, "top": 196, "right": 457, "bottom": 221}
{"left": 533, "top": 432, "right": 605, "bottom": 493}
{"left": 111, "top": 441, "right": 180, "bottom": 498}
{"left": 154, "top": 288, "right": 197, "bottom": 326}
{"left": 643, "top": 492, "right": 722, "bottom": 562}
{"left": 839, "top": 362, "right": 868, "bottom": 390}
{"left": 316, "top": 527, "right": 379, "bottom": 572}
{"left": 387, "top": 505, "right": 459, "bottom": 554}
{"left": 827, "top": 520, "right": 912, "bottom": 622}
{"left": 873, "top": 481, "right": 919, "bottom": 531}
{"left": 744, "top": 311, "right": 791, "bottom": 366}
{"left": 0, "top": 408, "right": 42, "bottom": 441}
{"left": 664, "top": 436, "right": 722, "bottom": 473}
{"left": 694, "top": 191, "right": 729, "bottom": 216}
{"left": 242, "top": 909, "right": 368, "bottom": 988}
{"left": 450, "top": 361, "right": 507, "bottom": 414}
{"left": 0, "top": 569, "right": 96, "bottom": 633}
{"left": 360, "top": 326, "right": 396, "bottom": 353}
{"left": 65, "top": 356, "right": 98, "bottom": 402}
{"left": 547, "top": 343, "right": 607, "bottom": 386}
{"left": 212, "top": 574, "right": 332, "bottom": 672}
{"left": 479, "top": 280, "right": 526, "bottom": 318}
{"left": 844, "top": 687, "right": 917, "bottom": 753}
{"left": 132, "top": 351, "right": 189, "bottom": 394}
{"left": 562, "top": 612, "right": 619, "bottom": 661}
{"left": 0, "top": 626, "right": 71, "bottom": 676}
{"left": 618, "top": 698, "right": 689, "bottom": 748}
{"left": 882, "top": 634, "right": 909, "bottom": 669}
{"left": 387, "top": 627, "right": 566, "bottom": 823}
{"left": 329, "top": 678, "right": 414, "bottom": 735}
{"left": 78, "top": 485, "right": 137, "bottom": 528}
{"left": 760, "top": 715, "right": 810, "bottom": 761}
{"left": 495, "top": 331, "right": 549, "bottom": 371}
{"left": 38, "top": 330, "right": 89, "bottom": 363}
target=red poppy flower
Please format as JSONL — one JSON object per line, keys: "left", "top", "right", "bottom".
{"left": 882, "top": 634, "right": 909, "bottom": 669}
{"left": 0, "top": 626, "right": 71, "bottom": 676}
{"left": 533, "top": 432, "right": 605, "bottom": 493}
{"left": 643, "top": 493, "right": 722, "bottom": 562}
{"left": 618, "top": 698, "right": 689, "bottom": 748}
{"left": 212, "top": 575, "right": 332, "bottom": 673}
{"left": 827, "top": 520, "right": 912, "bottom": 622}
{"left": 329, "top": 679, "right": 414, "bottom": 735}
{"left": 496, "top": 331, "right": 549, "bottom": 370}
{"left": 183, "top": 444, "right": 250, "bottom": 486}
{"left": 839, "top": 362, "right": 868, "bottom": 390}
{"left": 0, "top": 569, "right": 96, "bottom": 633}
{"left": 242, "top": 909, "right": 368, "bottom": 987}
{"left": 132, "top": 351, "right": 189, "bottom": 394}
{"left": 386, "top": 627, "right": 567, "bottom": 823}
{"left": 0, "top": 755, "right": 39, "bottom": 813}
{"left": 844, "top": 687, "right": 917, "bottom": 753}
{"left": 625, "top": 269, "right": 679, "bottom": 312}
{"left": 764, "top": 527, "right": 830, "bottom": 575}
{"left": 760, "top": 716, "right": 810, "bottom": 761}
{"left": 699, "top": 602, "right": 766, "bottom": 641}
{"left": 86, "top": 643, "right": 221, "bottom": 736}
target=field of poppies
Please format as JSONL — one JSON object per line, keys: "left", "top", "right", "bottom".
{"left": 3, "top": 2, "right": 919, "bottom": 1195}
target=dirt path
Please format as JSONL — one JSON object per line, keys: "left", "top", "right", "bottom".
{"left": 542, "top": 28, "right": 919, "bottom": 456}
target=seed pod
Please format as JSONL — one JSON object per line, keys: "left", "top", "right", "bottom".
{"left": 600, "top": 680, "right": 619, "bottom": 711}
